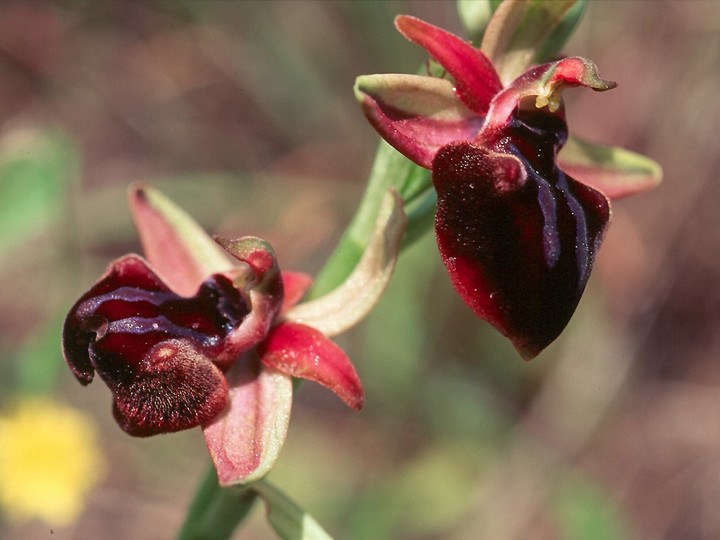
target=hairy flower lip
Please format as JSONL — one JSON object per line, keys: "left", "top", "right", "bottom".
{"left": 61, "top": 254, "right": 252, "bottom": 436}
{"left": 432, "top": 140, "right": 610, "bottom": 359}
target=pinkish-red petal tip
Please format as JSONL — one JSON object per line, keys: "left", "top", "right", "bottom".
{"left": 394, "top": 15, "right": 502, "bottom": 115}
{"left": 260, "top": 322, "right": 364, "bottom": 410}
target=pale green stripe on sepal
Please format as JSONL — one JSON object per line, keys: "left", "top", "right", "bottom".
{"left": 310, "top": 140, "right": 428, "bottom": 299}
{"left": 559, "top": 136, "right": 662, "bottom": 199}
{"left": 131, "top": 183, "right": 234, "bottom": 279}
{"left": 285, "top": 189, "right": 406, "bottom": 337}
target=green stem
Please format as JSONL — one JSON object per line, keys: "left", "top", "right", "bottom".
{"left": 176, "top": 468, "right": 257, "bottom": 540}
{"left": 176, "top": 143, "right": 433, "bottom": 540}
{"left": 310, "top": 140, "right": 430, "bottom": 298}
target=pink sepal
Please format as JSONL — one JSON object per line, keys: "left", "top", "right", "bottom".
{"left": 202, "top": 354, "right": 293, "bottom": 486}
{"left": 280, "top": 272, "right": 312, "bottom": 313}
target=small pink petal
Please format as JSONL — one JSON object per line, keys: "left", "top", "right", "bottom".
{"left": 549, "top": 57, "right": 617, "bottom": 91}
{"left": 202, "top": 355, "right": 293, "bottom": 486}
{"left": 281, "top": 272, "right": 312, "bottom": 313}
{"left": 260, "top": 322, "right": 364, "bottom": 411}
{"left": 482, "top": 58, "right": 616, "bottom": 135}
{"left": 395, "top": 15, "right": 502, "bottom": 115}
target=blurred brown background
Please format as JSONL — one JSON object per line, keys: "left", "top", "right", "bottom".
{"left": 1, "top": 1, "right": 719, "bottom": 539}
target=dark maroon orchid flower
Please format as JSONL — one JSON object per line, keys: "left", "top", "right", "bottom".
{"left": 356, "top": 15, "right": 659, "bottom": 359}
{"left": 62, "top": 184, "right": 405, "bottom": 484}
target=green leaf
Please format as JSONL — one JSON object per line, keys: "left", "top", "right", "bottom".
{"left": 254, "top": 480, "right": 335, "bottom": 540}
{"left": 14, "top": 314, "right": 65, "bottom": 394}
{"left": 480, "top": 0, "right": 584, "bottom": 84}
{"left": 456, "top": 0, "right": 503, "bottom": 44}
{"left": 554, "top": 476, "right": 630, "bottom": 540}
{"left": 558, "top": 135, "right": 662, "bottom": 199}
{"left": 0, "top": 127, "right": 77, "bottom": 252}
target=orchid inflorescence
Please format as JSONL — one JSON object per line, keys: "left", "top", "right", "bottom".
{"left": 60, "top": 2, "right": 660, "bottom": 538}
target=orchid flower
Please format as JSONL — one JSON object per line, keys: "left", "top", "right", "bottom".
{"left": 355, "top": 15, "right": 660, "bottom": 359}
{"left": 62, "top": 184, "right": 405, "bottom": 485}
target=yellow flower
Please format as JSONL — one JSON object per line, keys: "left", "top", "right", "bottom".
{"left": 0, "top": 398, "right": 104, "bottom": 525}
